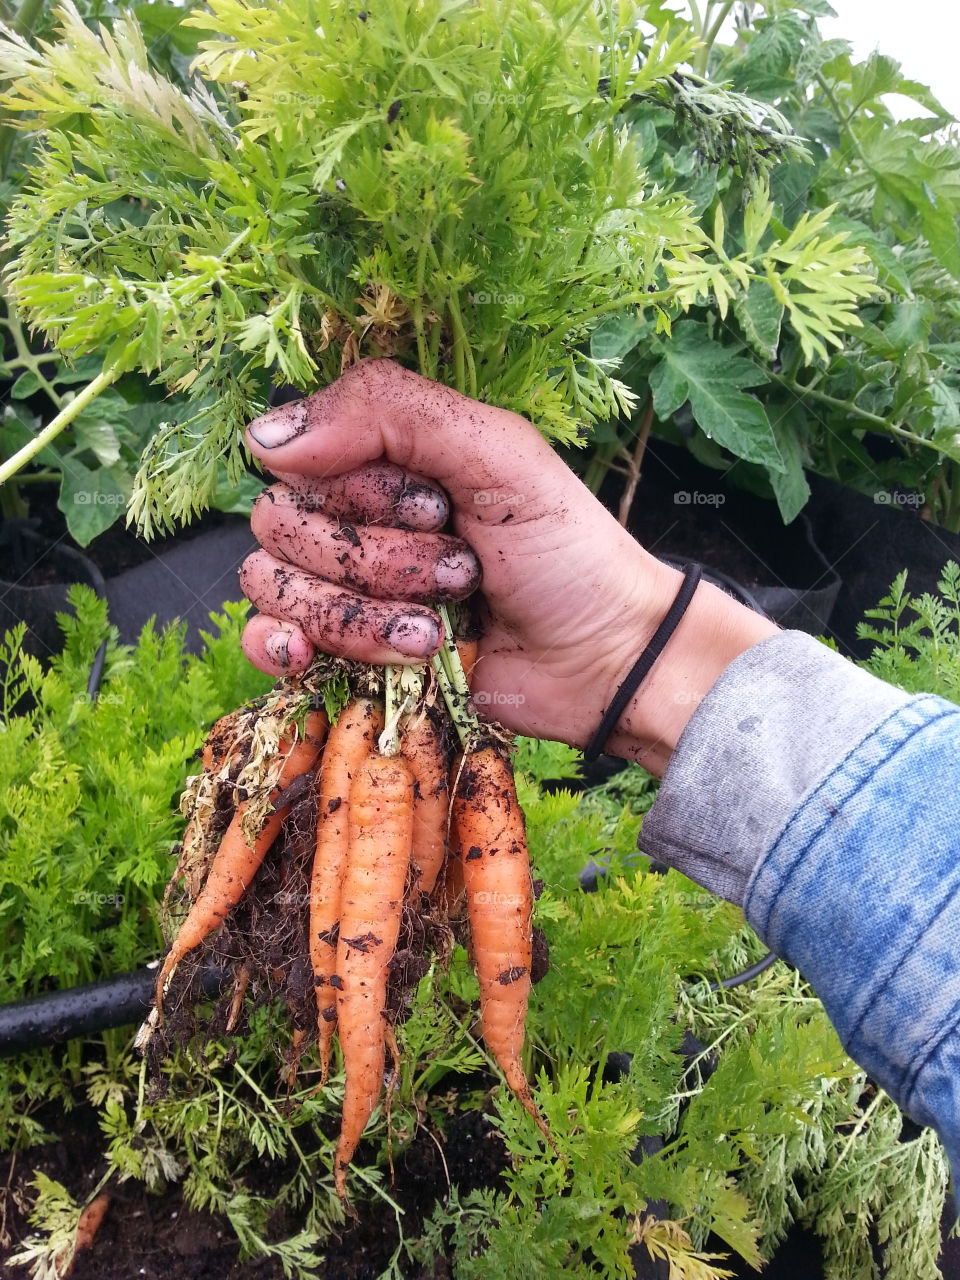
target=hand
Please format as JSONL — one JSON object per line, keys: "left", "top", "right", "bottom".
{"left": 239, "top": 360, "right": 776, "bottom": 772}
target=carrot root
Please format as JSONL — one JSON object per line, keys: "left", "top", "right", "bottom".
{"left": 401, "top": 711, "right": 451, "bottom": 895}
{"left": 148, "top": 711, "right": 326, "bottom": 1031}
{"left": 452, "top": 745, "right": 551, "bottom": 1146}
{"left": 310, "top": 698, "right": 384, "bottom": 1085}
{"left": 334, "top": 753, "right": 414, "bottom": 1203}
{"left": 63, "top": 1192, "right": 111, "bottom": 1276}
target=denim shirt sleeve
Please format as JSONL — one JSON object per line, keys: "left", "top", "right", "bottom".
{"left": 742, "top": 692, "right": 960, "bottom": 1187}
{"left": 640, "top": 630, "right": 960, "bottom": 1185}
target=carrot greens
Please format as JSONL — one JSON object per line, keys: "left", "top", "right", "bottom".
{"left": 0, "top": 0, "right": 873, "bottom": 533}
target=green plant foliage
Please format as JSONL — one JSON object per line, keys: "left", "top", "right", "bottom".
{"left": 4, "top": 576, "right": 959, "bottom": 1276}
{"left": 0, "top": 0, "right": 257, "bottom": 541}
{"left": 0, "top": 1, "right": 872, "bottom": 535}
{"left": 857, "top": 560, "right": 960, "bottom": 701}
{"left": 589, "top": 1, "right": 960, "bottom": 529}
{"left": 0, "top": 587, "right": 270, "bottom": 1148}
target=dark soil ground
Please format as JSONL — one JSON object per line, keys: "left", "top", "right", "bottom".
{"left": 6, "top": 1082, "right": 959, "bottom": 1279}
{"left": 0, "top": 1082, "right": 507, "bottom": 1280}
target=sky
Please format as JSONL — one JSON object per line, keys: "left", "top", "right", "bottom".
{"left": 712, "top": 0, "right": 960, "bottom": 121}
{"left": 817, "top": 0, "right": 960, "bottom": 120}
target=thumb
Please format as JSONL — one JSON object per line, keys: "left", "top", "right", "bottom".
{"left": 245, "top": 358, "right": 566, "bottom": 511}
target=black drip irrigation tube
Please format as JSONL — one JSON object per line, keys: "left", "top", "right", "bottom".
{"left": 0, "top": 965, "right": 226, "bottom": 1058}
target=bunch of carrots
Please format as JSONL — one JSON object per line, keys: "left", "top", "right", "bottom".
{"left": 136, "top": 626, "right": 551, "bottom": 1205}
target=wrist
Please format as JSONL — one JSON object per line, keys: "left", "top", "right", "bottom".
{"left": 595, "top": 563, "right": 780, "bottom": 776}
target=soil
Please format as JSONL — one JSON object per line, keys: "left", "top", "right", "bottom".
{"left": 8, "top": 1089, "right": 959, "bottom": 1280}
{"left": 1, "top": 1081, "right": 507, "bottom": 1280}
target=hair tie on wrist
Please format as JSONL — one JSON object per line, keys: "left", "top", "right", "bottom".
{"left": 583, "top": 563, "right": 702, "bottom": 763}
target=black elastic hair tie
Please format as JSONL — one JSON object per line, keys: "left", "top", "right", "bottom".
{"left": 583, "top": 563, "right": 702, "bottom": 762}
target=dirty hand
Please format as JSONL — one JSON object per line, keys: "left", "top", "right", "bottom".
{"left": 240, "top": 360, "right": 775, "bottom": 772}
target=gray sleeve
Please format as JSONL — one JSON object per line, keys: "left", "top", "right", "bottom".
{"left": 638, "top": 631, "right": 913, "bottom": 905}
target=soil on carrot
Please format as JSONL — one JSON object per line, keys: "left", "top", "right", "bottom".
{"left": 0, "top": 1088, "right": 508, "bottom": 1280}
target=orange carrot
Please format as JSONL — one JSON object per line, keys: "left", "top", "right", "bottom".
{"left": 401, "top": 711, "right": 450, "bottom": 895}
{"left": 430, "top": 754, "right": 466, "bottom": 920}
{"left": 201, "top": 706, "right": 244, "bottom": 772}
{"left": 334, "top": 753, "right": 414, "bottom": 1202}
{"left": 63, "top": 1192, "right": 111, "bottom": 1275}
{"left": 309, "top": 698, "right": 384, "bottom": 1084}
{"left": 452, "top": 746, "right": 550, "bottom": 1142}
{"left": 154, "top": 711, "right": 326, "bottom": 1015}
{"left": 433, "top": 850, "right": 465, "bottom": 919}
{"left": 455, "top": 637, "right": 479, "bottom": 684}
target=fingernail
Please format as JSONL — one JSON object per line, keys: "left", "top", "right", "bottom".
{"left": 386, "top": 614, "right": 441, "bottom": 658}
{"left": 265, "top": 631, "right": 290, "bottom": 668}
{"left": 397, "top": 483, "right": 448, "bottom": 529}
{"left": 248, "top": 400, "right": 308, "bottom": 449}
{"left": 435, "top": 549, "right": 481, "bottom": 595}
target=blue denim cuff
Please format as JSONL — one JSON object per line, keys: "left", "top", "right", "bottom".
{"left": 743, "top": 694, "right": 960, "bottom": 1181}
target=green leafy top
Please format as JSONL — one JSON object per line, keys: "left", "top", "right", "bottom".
{"left": 590, "top": 2, "right": 960, "bottom": 530}
{"left": 0, "top": 0, "right": 872, "bottom": 533}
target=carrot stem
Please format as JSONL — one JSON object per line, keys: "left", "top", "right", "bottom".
{"left": 431, "top": 605, "right": 477, "bottom": 750}
{"left": 0, "top": 364, "right": 121, "bottom": 484}
{"left": 379, "top": 665, "right": 423, "bottom": 756}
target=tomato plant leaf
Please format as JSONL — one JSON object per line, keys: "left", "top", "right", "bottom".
{"left": 650, "top": 322, "right": 784, "bottom": 472}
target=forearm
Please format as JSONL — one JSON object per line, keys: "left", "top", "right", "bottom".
{"left": 600, "top": 563, "right": 781, "bottom": 776}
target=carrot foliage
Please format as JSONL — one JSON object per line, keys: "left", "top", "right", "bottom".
{"left": 0, "top": 1, "right": 873, "bottom": 533}
{"left": 3, "top": 579, "right": 959, "bottom": 1278}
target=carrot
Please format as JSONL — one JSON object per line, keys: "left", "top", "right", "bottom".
{"left": 433, "top": 850, "right": 465, "bottom": 919}
{"left": 309, "top": 698, "right": 384, "bottom": 1084}
{"left": 455, "top": 636, "right": 479, "bottom": 683}
{"left": 451, "top": 746, "right": 550, "bottom": 1143}
{"left": 153, "top": 711, "right": 327, "bottom": 1016}
{"left": 166, "top": 707, "right": 248, "bottom": 912}
{"left": 224, "top": 962, "right": 252, "bottom": 1034}
{"left": 430, "top": 754, "right": 466, "bottom": 920}
{"left": 334, "top": 753, "right": 415, "bottom": 1203}
{"left": 63, "top": 1192, "right": 110, "bottom": 1276}
{"left": 201, "top": 705, "right": 245, "bottom": 772}
{"left": 400, "top": 711, "right": 450, "bottom": 895}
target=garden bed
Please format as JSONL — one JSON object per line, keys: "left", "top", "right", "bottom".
{"left": 1, "top": 1089, "right": 509, "bottom": 1280}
